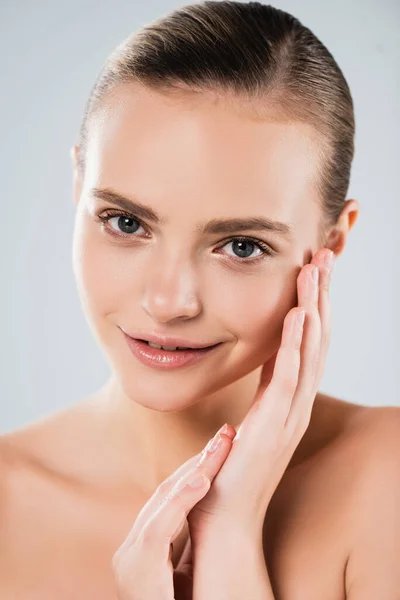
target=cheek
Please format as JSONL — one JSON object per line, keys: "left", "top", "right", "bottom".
{"left": 210, "top": 269, "right": 298, "bottom": 355}
{"left": 72, "top": 217, "right": 127, "bottom": 323}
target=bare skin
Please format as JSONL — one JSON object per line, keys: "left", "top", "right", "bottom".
{"left": 1, "top": 83, "right": 399, "bottom": 598}
{"left": 0, "top": 392, "right": 397, "bottom": 599}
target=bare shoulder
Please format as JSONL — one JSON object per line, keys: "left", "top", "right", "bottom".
{"left": 0, "top": 396, "right": 100, "bottom": 484}
{"left": 265, "top": 395, "right": 400, "bottom": 599}
{"left": 315, "top": 396, "right": 400, "bottom": 598}
{"left": 308, "top": 392, "right": 400, "bottom": 480}
{"left": 329, "top": 395, "right": 400, "bottom": 471}
{"left": 345, "top": 400, "right": 400, "bottom": 453}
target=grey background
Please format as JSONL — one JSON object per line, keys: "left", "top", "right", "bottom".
{"left": 1, "top": 0, "right": 399, "bottom": 434}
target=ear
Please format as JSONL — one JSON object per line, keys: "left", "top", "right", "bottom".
{"left": 323, "top": 199, "right": 360, "bottom": 258}
{"left": 70, "top": 145, "right": 82, "bottom": 206}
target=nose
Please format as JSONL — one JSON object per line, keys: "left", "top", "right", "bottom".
{"left": 141, "top": 257, "right": 202, "bottom": 324}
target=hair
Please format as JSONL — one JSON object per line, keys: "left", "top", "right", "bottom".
{"left": 77, "top": 1, "right": 355, "bottom": 237}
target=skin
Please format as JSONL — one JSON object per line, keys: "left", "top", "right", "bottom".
{"left": 1, "top": 83, "right": 399, "bottom": 599}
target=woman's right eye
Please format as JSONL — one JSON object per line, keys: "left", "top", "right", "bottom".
{"left": 96, "top": 210, "right": 147, "bottom": 238}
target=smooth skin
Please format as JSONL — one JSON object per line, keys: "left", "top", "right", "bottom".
{"left": 112, "top": 255, "right": 327, "bottom": 600}
{"left": 1, "top": 83, "right": 399, "bottom": 599}
{"left": 112, "top": 423, "right": 235, "bottom": 600}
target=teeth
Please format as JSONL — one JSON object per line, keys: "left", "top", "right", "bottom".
{"left": 147, "top": 341, "right": 190, "bottom": 351}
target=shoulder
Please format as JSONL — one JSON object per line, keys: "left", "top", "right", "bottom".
{"left": 338, "top": 404, "right": 400, "bottom": 598}
{"left": 339, "top": 402, "right": 400, "bottom": 479}
{"left": 0, "top": 433, "right": 17, "bottom": 529}
{"left": 315, "top": 396, "right": 400, "bottom": 497}
{"left": 0, "top": 399, "right": 93, "bottom": 484}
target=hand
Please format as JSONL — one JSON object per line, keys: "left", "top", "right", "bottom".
{"left": 111, "top": 423, "right": 236, "bottom": 600}
{"left": 185, "top": 249, "right": 334, "bottom": 586}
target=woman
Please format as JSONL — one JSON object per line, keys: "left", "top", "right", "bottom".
{"left": 1, "top": 1, "right": 399, "bottom": 598}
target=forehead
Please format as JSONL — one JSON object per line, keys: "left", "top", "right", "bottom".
{"left": 84, "top": 84, "right": 321, "bottom": 228}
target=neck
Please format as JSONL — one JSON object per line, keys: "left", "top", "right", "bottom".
{"left": 90, "top": 368, "right": 262, "bottom": 494}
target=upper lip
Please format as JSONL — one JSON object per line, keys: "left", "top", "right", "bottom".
{"left": 120, "top": 328, "right": 221, "bottom": 349}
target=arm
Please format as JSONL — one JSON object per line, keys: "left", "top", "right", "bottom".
{"left": 192, "top": 526, "right": 276, "bottom": 600}
{"left": 345, "top": 408, "right": 400, "bottom": 599}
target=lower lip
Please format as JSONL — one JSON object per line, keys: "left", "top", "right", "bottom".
{"left": 123, "top": 334, "right": 222, "bottom": 370}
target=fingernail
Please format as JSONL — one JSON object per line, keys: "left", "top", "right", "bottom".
{"left": 220, "top": 423, "right": 229, "bottom": 435}
{"left": 205, "top": 433, "right": 223, "bottom": 453}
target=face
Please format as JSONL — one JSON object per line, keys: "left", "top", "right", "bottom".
{"left": 72, "top": 83, "right": 323, "bottom": 412}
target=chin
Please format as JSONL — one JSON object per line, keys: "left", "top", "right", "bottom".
{"left": 116, "top": 373, "right": 208, "bottom": 413}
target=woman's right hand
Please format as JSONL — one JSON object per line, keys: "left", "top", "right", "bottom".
{"left": 111, "top": 422, "right": 236, "bottom": 600}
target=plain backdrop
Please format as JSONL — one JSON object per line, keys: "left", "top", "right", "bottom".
{"left": 1, "top": 0, "right": 399, "bottom": 434}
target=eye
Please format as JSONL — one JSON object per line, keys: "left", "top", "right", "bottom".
{"left": 217, "top": 237, "right": 274, "bottom": 262}
{"left": 95, "top": 210, "right": 147, "bottom": 238}
{"left": 95, "top": 210, "right": 275, "bottom": 262}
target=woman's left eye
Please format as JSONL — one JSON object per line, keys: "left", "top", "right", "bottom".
{"left": 217, "top": 237, "right": 274, "bottom": 261}
{"left": 95, "top": 210, "right": 274, "bottom": 262}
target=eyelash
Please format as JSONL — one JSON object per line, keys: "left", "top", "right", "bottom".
{"left": 95, "top": 209, "right": 275, "bottom": 262}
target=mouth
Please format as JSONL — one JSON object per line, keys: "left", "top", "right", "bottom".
{"left": 136, "top": 339, "right": 222, "bottom": 351}
{"left": 123, "top": 334, "right": 224, "bottom": 369}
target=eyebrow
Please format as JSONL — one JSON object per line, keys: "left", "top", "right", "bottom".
{"left": 88, "top": 187, "right": 293, "bottom": 237}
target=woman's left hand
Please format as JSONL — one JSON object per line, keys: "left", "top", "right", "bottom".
{"left": 184, "top": 248, "right": 334, "bottom": 591}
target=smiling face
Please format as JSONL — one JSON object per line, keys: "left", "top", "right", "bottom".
{"left": 71, "top": 83, "right": 324, "bottom": 411}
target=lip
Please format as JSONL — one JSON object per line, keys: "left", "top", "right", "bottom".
{"left": 119, "top": 327, "right": 220, "bottom": 350}
{"left": 122, "top": 333, "right": 223, "bottom": 370}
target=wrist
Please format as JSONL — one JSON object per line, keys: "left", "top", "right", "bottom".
{"left": 192, "top": 528, "right": 273, "bottom": 599}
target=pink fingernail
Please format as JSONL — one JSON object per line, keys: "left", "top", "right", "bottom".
{"left": 205, "top": 433, "right": 223, "bottom": 453}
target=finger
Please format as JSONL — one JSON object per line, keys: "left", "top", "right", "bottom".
{"left": 313, "top": 249, "right": 333, "bottom": 384}
{"left": 142, "top": 427, "right": 234, "bottom": 550}
{"left": 288, "top": 254, "right": 328, "bottom": 429}
{"left": 126, "top": 423, "right": 235, "bottom": 541}
{"left": 139, "top": 467, "right": 211, "bottom": 553}
{"left": 261, "top": 306, "right": 306, "bottom": 426}
{"left": 112, "top": 468, "right": 211, "bottom": 598}
{"left": 194, "top": 425, "right": 235, "bottom": 481}
{"left": 255, "top": 349, "right": 278, "bottom": 400}
{"left": 287, "top": 263, "right": 321, "bottom": 411}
